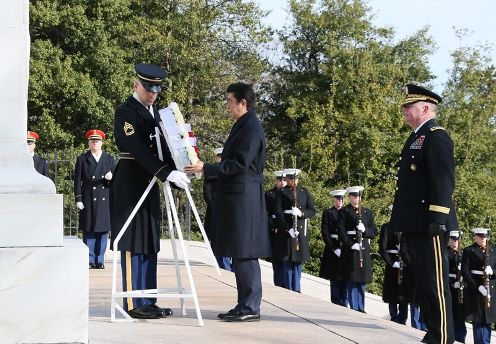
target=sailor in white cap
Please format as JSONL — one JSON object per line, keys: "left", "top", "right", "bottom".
{"left": 271, "top": 168, "right": 316, "bottom": 292}
{"left": 447, "top": 230, "right": 466, "bottom": 343}
{"left": 202, "top": 147, "right": 233, "bottom": 272}
{"left": 320, "top": 189, "right": 348, "bottom": 306}
{"left": 462, "top": 228, "right": 496, "bottom": 344}
{"left": 265, "top": 170, "right": 287, "bottom": 287}
{"left": 336, "top": 186, "right": 377, "bottom": 313}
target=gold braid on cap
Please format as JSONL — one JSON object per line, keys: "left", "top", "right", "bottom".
{"left": 403, "top": 94, "right": 439, "bottom": 105}
{"left": 137, "top": 73, "right": 162, "bottom": 82}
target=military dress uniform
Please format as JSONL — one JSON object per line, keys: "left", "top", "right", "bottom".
{"left": 447, "top": 231, "right": 467, "bottom": 343}
{"left": 265, "top": 171, "right": 285, "bottom": 287}
{"left": 27, "top": 131, "right": 49, "bottom": 177}
{"left": 319, "top": 189, "right": 348, "bottom": 306}
{"left": 110, "top": 64, "right": 176, "bottom": 318}
{"left": 74, "top": 130, "right": 116, "bottom": 268}
{"left": 273, "top": 170, "right": 316, "bottom": 292}
{"left": 461, "top": 229, "right": 496, "bottom": 344}
{"left": 390, "top": 84, "right": 456, "bottom": 344}
{"left": 336, "top": 191, "right": 378, "bottom": 312}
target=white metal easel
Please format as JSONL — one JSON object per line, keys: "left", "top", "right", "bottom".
{"left": 110, "top": 124, "right": 220, "bottom": 326}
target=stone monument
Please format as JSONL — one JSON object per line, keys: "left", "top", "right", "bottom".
{"left": 0, "top": 1, "right": 88, "bottom": 343}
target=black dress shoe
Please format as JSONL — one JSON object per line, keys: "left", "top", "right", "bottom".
{"left": 217, "top": 307, "right": 239, "bottom": 319}
{"left": 89, "top": 263, "right": 96, "bottom": 269}
{"left": 149, "top": 304, "right": 173, "bottom": 317}
{"left": 223, "top": 311, "right": 260, "bottom": 322}
{"left": 127, "top": 305, "right": 162, "bottom": 319}
{"left": 95, "top": 263, "right": 105, "bottom": 269}
{"left": 421, "top": 332, "right": 429, "bottom": 343}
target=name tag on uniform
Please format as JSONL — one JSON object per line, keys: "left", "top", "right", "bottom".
{"left": 410, "top": 135, "right": 425, "bottom": 150}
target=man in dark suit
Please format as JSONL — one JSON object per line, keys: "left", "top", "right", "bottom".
{"left": 110, "top": 63, "right": 190, "bottom": 319}
{"left": 272, "top": 168, "right": 316, "bottom": 292}
{"left": 27, "top": 131, "right": 49, "bottom": 177}
{"left": 74, "top": 129, "right": 116, "bottom": 269}
{"left": 390, "top": 84, "right": 457, "bottom": 344}
{"left": 185, "top": 82, "right": 271, "bottom": 322}
{"left": 265, "top": 170, "right": 286, "bottom": 287}
{"left": 320, "top": 189, "right": 348, "bottom": 306}
{"left": 336, "top": 186, "right": 378, "bottom": 313}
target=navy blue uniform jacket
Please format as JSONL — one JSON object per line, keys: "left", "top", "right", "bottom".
{"left": 203, "top": 110, "right": 271, "bottom": 258}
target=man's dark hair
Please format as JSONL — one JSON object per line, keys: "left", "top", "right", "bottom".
{"left": 226, "top": 82, "right": 255, "bottom": 111}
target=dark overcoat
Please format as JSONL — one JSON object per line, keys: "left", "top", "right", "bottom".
{"left": 74, "top": 151, "right": 116, "bottom": 233}
{"left": 272, "top": 185, "right": 316, "bottom": 262}
{"left": 110, "top": 96, "right": 175, "bottom": 254}
{"left": 336, "top": 204, "right": 377, "bottom": 283}
{"left": 461, "top": 243, "right": 496, "bottom": 323}
{"left": 319, "top": 207, "right": 343, "bottom": 281}
{"left": 203, "top": 110, "right": 270, "bottom": 258}
{"left": 33, "top": 154, "right": 49, "bottom": 177}
{"left": 265, "top": 186, "right": 282, "bottom": 262}
{"left": 202, "top": 177, "right": 217, "bottom": 247}
{"left": 390, "top": 118, "right": 457, "bottom": 234}
{"left": 447, "top": 246, "right": 464, "bottom": 319}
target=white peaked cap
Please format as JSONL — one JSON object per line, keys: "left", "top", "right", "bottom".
{"left": 449, "top": 230, "right": 460, "bottom": 238}
{"left": 274, "top": 170, "right": 285, "bottom": 178}
{"left": 388, "top": 204, "right": 393, "bottom": 211}
{"left": 283, "top": 168, "right": 301, "bottom": 177}
{"left": 472, "top": 228, "right": 490, "bottom": 235}
{"left": 330, "top": 189, "right": 347, "bottom": 197}
{"left": 347, "top": 185, "right": 364, "bottom": 194}
{"left": 214, "top": 147, "right": 223, "bottom": 155}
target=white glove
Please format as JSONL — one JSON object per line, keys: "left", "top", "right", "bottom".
{"left": 392, "top": 261, "right": 400, "bottom": 269}
{"left": 485, "top": 266, "right": 493, "bottom": 276}
{"left": 351, "top": 243, "right": 361, "bottom": 251}
{"left": 356, "top": 222, "right": 365, "bottom": 233}
{"left": 334, "top": 248, "right": 341, "bottom": 257}
{"left": 76, "top": 202, "right": 84, "bottom": 210}
{"left": 453, "top": 281, "right": 461, "bottom": 289}
{"left": 104, "top": 171, "right": 113, "bottom": 180}
{"left": 479, "top": 285, "right": 488, "bottom": 296}
{"left": 166, "top": 170, "right": 190, "bottom": 189}
{"left": 292, "top": 207, "right": 303, "bottom": 217}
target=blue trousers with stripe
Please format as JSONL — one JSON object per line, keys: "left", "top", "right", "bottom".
{"left": 281, "top": 261, "right": 302, "bottom": 292}
{"left": 83, "top": 232, "right": 108, "bottom": 265}
{"left": 472, "top": 322, "right": 491, "bottom": 344}
{"left": 120, "top": 251, "right": 157, "bottom": 311}
{"left": 346, "top": 281, "right": 365, "bottom": 312}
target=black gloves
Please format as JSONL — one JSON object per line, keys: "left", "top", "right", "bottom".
{"left": 428, "top": 222, "right": 447, "bottom": 237}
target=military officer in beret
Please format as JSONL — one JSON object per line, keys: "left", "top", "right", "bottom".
{"left": 27, "top": 130, "right": 49, "bottom": 177}
{"left": 185, "top": 82, "right": 271, "bottom": 322}
{"left": 272, "top": 168, "right": 316, "bottom": 293}
{"left": 320, "top": 189, "right": 348, "bottom": 306}
{"left": 390, "top": 83, "right": 457, "bottom": 344}
{"left": 202, "top": 147, "right": 233, "bottom": 271}
{"left": 110, "top": 63, "right": 190, "bottom": 319}
{"left": 462, "top": 228, "right": 496, "bottom": 344}
{"left": 447, "top": 230, "right": 466, "bottom": 343}
{"left": 336, "top": 186, "right": 378, "bottom": 313}
{"left": 265, "top": 170, "right": 287, "bottom": 287}
{"left": 74, "top": 129, "right": 116, "bottom": 269}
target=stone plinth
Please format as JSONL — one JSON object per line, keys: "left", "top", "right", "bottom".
{"left": 0, "top": 238, "right": 88, "bottom": 344}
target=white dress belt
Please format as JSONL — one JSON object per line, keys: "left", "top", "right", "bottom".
{"left": 449, "top": 273, "right": 457, "bottom": 278}
{"left": 346, "top": 231, "right": 356, "bottom": 235}
{"left": 471, "top": 270, "right": 483, "bottom": 275}
{"left": 330, "top": 234, "right": 338, "bottom": 239}
{"left": 386, "top": 249, "right": 399, "bottom": 254}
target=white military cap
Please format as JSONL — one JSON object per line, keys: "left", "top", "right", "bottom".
{"left": 274, "top": 170, "right": 286, "bottom": 178}
{"left": 214, "top": 147, "right": 223, "bottom": 155}
{"left": 283, "top": 168, "right": 301, "bottom": 178}
{"left": 346, "top": 185, "right": 364, "bottom": 195}
{"left": 472, "top": 228, "right": 490, "bottom": 235}
{"left": 449, "top": 230, "right": 460, "bottom": 239}
{"left": 330, "top": 189, "right": 347, "bottom": 198}
{"left": 388, "top": 204, "right": 393, "bottom": 211}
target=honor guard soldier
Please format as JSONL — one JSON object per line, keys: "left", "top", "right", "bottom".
{"left": 27, "top": 131, "right": 49, "bottom": 177}
{"left": 74, "top": 129, "right": 116, "bottom": 269}
{"left": 447, "top": 230, "right": 467, "bottom": 343}
{"left": 462, "top": 228, "right": 496, "bottom": 344}
{"left": 319, "top": 189, "right": 348, "bottom": 306}
{"left": 272, "top": 168, "right": 316, "bottom": 292}
{"left": 390, "top": 84, "right": 457, "bottom": 344}
{"left": 336, "top": 186, "right": 378, "bottom": 313}
{"left": 110, "top": 63, "right": 190, "bottom": 319}
{"left": 202, "top": 147, "right": 233, "bottom": 271}
{"left": 265, "top": 170, "right": 287, "bottom": 287}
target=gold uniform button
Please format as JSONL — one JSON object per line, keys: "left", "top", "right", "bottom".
{"left": 92, "top": 176, "right": 95, "bottom": 179}
{"left": 102, "top": 186, "right": 104, "bottom": 189}
{"left": 102, "top": 198, "right": 105, "bottom": 201}
{"left": 412, "top": 155, "right": 415, "bottom": 159}
{"left": 93, "top": 187, "right": 96, "bottom": 190}
{"left": 411, "top": 164, "right": 417, "bottom": 171}
{"left": 93, "top": 198, "right": 97, "bottom": 201}
{"left": 396, "top": 187, "right": 399, "bottom": 191}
